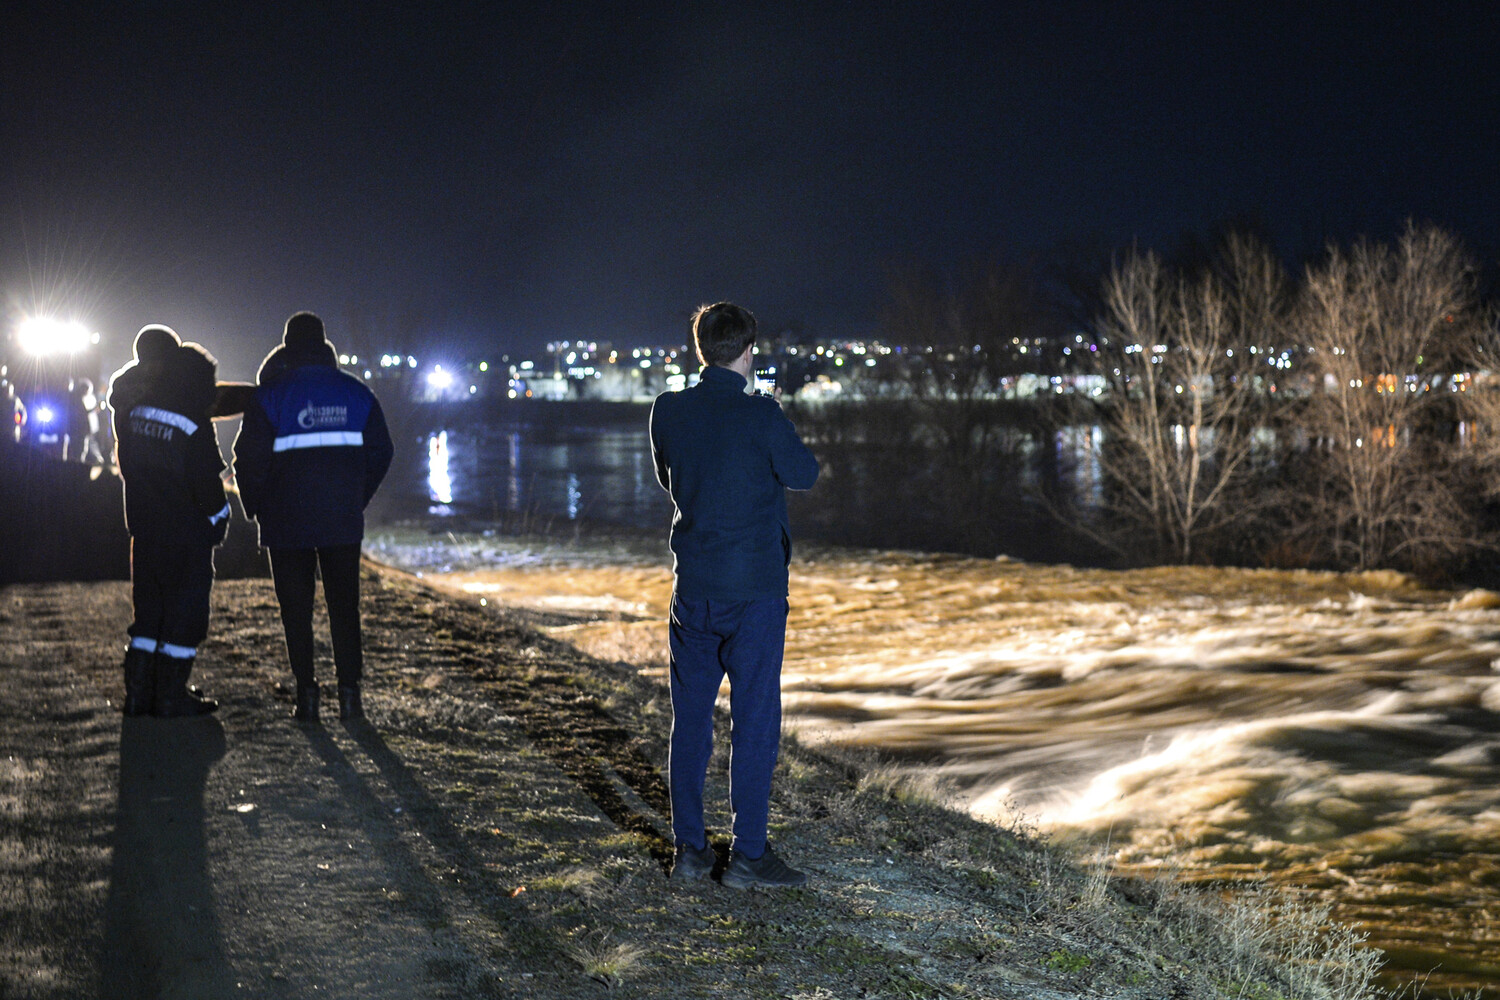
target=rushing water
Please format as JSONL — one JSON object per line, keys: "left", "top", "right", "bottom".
{"left": 367, "top": 414, "right": 1500, "bottom": 994}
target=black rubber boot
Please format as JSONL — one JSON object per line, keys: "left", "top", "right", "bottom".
{"left": 337, "top": 684, "right": 363, "bottom": 721}
{"left": 121, "top": 648, "right": 155, "bottom": 717}
{"left": 293, "top": 682, "right": 320, "bottom": 723}
{"left": 152, "top": 656, "right": 219, "bottom": 717}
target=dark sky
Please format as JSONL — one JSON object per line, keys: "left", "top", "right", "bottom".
{"left": 4, "top": 1, "right": 1500, "bottom": 379}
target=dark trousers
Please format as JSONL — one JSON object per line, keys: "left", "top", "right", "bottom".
{"left": 128, "top": 539, "right": 214, "bottom": 658}
{"left": 668, "top": 593, "right": 788, "bottom": 859}
{"left": 268, "top": 544, "right": 363, "bottom": 688}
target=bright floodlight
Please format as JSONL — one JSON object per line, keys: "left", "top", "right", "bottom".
{"left": 426, "top": 366, "right": 454, "bottom": 390}
{"left": 17, "top": 318, "right": 91, "bottom": 356}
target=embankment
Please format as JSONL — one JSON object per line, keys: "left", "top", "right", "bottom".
{"left": 0, "top": 562, "right": 1385, "bottom": 999}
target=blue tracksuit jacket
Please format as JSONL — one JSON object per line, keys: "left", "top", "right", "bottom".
{"left": 649, "top": 365, "right": 819, "bottom": 600}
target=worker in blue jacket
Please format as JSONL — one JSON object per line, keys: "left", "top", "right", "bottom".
{"left": 233, "top": 312, "right": 393, "bottom": 723}
{"left": 649, "top": 301, "right": 819, "bottom": 889}
{"left": 108, "top": 326, "right": 231, "bottom": 717}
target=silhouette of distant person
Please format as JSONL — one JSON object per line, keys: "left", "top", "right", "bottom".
{"left": 6, "top": 380, "right": 22, "bottom": 444}
{"left": 649, "top": 302, "right": 820, "bottom": 888}
{"left": 70, "top": 376, "right": 106, "bottom": 465}
{"left": 233, "top": 312, "right": 393, "bottom": 722}
{"left": 107, "top": 326, "right": 230, "bottom": 716}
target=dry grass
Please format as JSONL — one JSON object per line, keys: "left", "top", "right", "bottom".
{"left": 779, "top": 736, "right": 1391, "bottom": 1000}
{"left": 530, "top": 865, "right": 609, "bottom": 899}
{"left": 563, "top": 933, "right": 646, "bottom": 989}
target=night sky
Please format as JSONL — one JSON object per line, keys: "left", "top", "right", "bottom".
{"left": 4, "top": 2, "right": 1500, "bottom": 379}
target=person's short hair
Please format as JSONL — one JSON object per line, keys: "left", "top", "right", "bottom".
{"left": 691, "top": 302, "right": 757, "bottom": 368}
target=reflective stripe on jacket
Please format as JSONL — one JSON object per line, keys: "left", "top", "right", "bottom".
{"left": 233, "top": 355, "right": 393, "bottom": 550}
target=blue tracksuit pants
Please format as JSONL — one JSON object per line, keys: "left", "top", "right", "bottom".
{"left": 668, "top": 594, "right": 788, "bottom": 860}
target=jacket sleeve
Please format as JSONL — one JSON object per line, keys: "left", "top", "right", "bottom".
{"left": 649, "top": 397, "right": 671, "bottom": 492}
{"left": 232, "top": 398, "right": 274, "bottom": 519}
{"left": 362, "top": 396, "right": 394, "bottom": 507}
{"left": 767, "top": 406, "right": 819, "bottom": 491}
{"left": 209, "top": 382, "right": 257, "bottom": 419}
{"left": 188, "top": 424, "right": 231, "bottom": 543}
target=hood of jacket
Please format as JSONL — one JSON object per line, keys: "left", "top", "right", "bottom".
{"left": 257, "top": 341, "right": 338, "bottom": 385}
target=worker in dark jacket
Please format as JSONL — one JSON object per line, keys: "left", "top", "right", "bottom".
{"left": 108, "top": 326, "right": 230, "bottom": 717}
{"left": 649, "top": 302, "right": 819, "bottom": 888}
{"left": 232, "top": 312, "right": 393, "bottom": 723}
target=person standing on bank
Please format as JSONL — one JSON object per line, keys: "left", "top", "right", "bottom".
{"left": 649, "top": 302, "right": 820, "bottom": 888}
{"left": 109, "top": 326, "right": 231, "bottom": 717}
{"left": 232, "top": 312, "right": 393, "bottom": 723}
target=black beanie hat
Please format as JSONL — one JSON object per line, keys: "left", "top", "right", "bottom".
{"left": 134, "top": 324, "right": 181, "bottom": 362}
{"left": 284, "top": 312, "right": 326, "bottom": 349}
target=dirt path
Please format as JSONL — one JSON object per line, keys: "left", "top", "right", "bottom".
{"left": 2, "top": 578, "right": 545, "bottom": 998}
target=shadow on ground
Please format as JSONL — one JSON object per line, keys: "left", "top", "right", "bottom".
{"left": 100, "top": 717, "right": 230, "bottom": 998}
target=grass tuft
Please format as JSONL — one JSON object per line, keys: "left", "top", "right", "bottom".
{"left": 530, "top": 865, "right": 608, "bottom": 899}
{"left": 564, "top": 933, "right": 646, "bottom": 988}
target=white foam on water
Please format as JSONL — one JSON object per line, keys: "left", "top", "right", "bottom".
{"left": 375, "top": 531, "right": 1500, "bottom": 986}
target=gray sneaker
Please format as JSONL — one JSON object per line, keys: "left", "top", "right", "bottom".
{"left": 670, "top": 842, "right": 716, "bottom": 882}
{"left": 721, "top": 845, "right": 807, "bottom": 889}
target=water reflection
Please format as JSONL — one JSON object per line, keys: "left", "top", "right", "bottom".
{"left": 370, "top": 419, "right": 677, "bottom": 531}
{"left": 507, "top": 431, "right": 521, "bottom": 511}
{"left": 426, "top": 431, "right": 453, "bottom": 508}
{"left": 1057, "top": 425, "right": 1102, "bottom": 506}
{"left": 566, "top": 472, "right": 581, "bottom": 520}
{"left": 377, "top": 415, "right": 1128, "bottom": 560}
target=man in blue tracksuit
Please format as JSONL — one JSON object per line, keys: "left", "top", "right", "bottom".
{"left": 649, "top": 301, "right": 819, "bottom": 888}
{"left": 233, "top": 312, "right": 393, "bottom": 723}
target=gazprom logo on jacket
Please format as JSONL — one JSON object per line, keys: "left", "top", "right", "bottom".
{"left": 298, "top": 401, "right": 349, "bottom": 430}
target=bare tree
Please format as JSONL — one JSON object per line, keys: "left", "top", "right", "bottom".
{"left": 1083, "top": 241, "right": 1279, "bottom": 563}
{"left": 1295, "top": 223, "right": 1485, "bottom": 572}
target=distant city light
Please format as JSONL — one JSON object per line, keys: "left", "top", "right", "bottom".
{"left": 479, "top": 362, "right": 488, "bottom": 372}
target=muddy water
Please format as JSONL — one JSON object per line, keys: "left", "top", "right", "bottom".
{"left": 368, "top": 534, "right": 1500, "bottom": 994}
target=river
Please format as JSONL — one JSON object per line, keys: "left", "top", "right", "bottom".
{"left": 366, "top": 409, "right": 1500, "bottom": 995}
